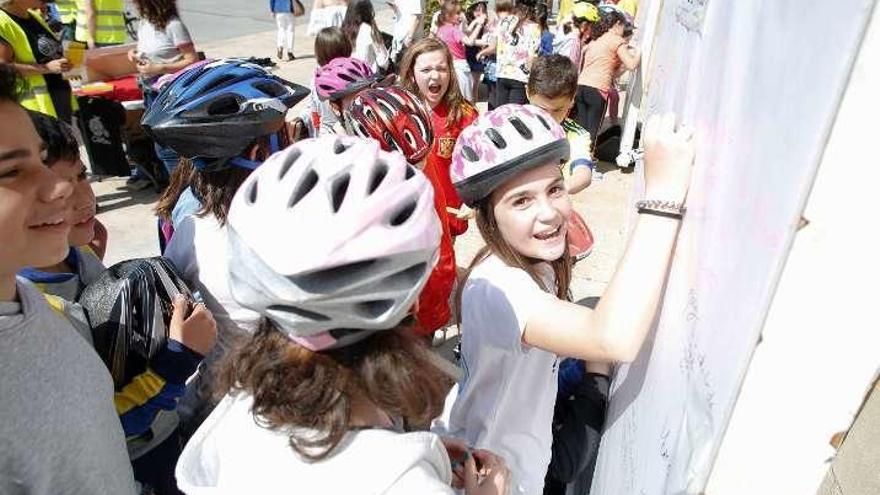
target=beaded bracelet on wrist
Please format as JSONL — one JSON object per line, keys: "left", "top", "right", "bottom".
{"left": 635, "top": 199, "right": 686, "bottom": 219}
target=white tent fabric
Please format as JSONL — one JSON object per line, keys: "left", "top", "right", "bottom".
{"left": 592, "top": 1, "right": 877, "bottom": 494}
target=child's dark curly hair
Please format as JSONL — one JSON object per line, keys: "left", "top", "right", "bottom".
{"left": 28, "top": 111, "right": 80, "bottom": 166}
{"left": 0, "top": 64, "right": 23, "bottom": 104}
{"left": 592, "top": 9, "right": 626, "bottom": 39}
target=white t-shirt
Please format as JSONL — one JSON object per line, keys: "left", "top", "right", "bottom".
{"left": 354, "top": 23, "right": 389, "bottom": 73}
{"left": 302, "top": 77, "right": 339, "bottom": 137}
{"left": 136, "top": 17, "right": 193, "bottom": 64}
{"left": 177, "top": 393, "right": 455, "bottom": 494}
{"left": 392, "top": 0, "right": 423, "bottom": 42}
{"left": 433, "top": 255, "right": 560, "bottom": 495}
{"left": 164, "top": 214, "right": 261, "bottom": 353}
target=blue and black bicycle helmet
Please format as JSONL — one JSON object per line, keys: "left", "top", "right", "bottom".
{"left": 142, "top": 58, "right": 309, "bottom": 171}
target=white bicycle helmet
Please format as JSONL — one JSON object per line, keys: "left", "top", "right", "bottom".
{"left": 451, "top": 104, "right": 570, "bottom": 206}
{"left": 226, "top": 136, "right": 441, "bottom": 351}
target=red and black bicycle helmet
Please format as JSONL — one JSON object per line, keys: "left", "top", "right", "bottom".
{"left": 342, "top": 86, "right": 434, "bottom": 165}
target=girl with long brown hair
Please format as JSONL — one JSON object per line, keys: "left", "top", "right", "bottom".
{"left": 175, "top": 136, "right": 510, "bottom": 495}
{"left": 432, "top": 105, "right": 696, "bottom": 494}
{"left": 126, "top": 0, "right": 198, "bottom": 81}
{"left": 125, "top": 0, "right": 198, "bottom": 183}
{"left": 341, "top": 0, "right": 389, "bottom": 73}
{"left": 145, "top": 59, "right": 307, "bottom": 435}
{"left": 399, "top": 36, "right": 478, "bottom": 238}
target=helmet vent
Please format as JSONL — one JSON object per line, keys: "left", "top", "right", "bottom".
{"left": 245, "top": 179, "right": 258, "bottom": 205}
{"left": 377, "top": 98, "right": 396, "bottom": 115}
{"left": 330, "top": 174, "right": 350, "bottom": 213}
{"left": 278, "top": 149, "right": 301, "bottom": 180}
{"left": 367, "top": 162, "right": 388, "bottom": 194}
{"left": 334, "top": 140, "right": 351, "bottom": 154}
{"left": 267, "top": 304, "right": 330, "bottom": 322}
{"left": 294, "top": 258, "right": 378, "bottom": 292}
{"left": 357, "top": 299, "right": 394, "bottom": 319}
{"left": 404, "top": 165, "right": 416, "bottom": 180}
{"left": 389, "top": 198, "right": 417, "bottom": 226}
{"left": 288, "top": 168, "right": 319, "bottom": 208}
{"left": 461, "top": 145, "right": 479, "bottom": 162}
{"left": 201, "top": 74, "right": 238, "bottom": 93}
{"left": 414, "top": 115, "right": 428, "bottom": 138}
{"left": 509, "top": 117, "right": 533, "bottom": 139}
{"left": 354, "top": 122, "right": 370, "bottom": 138}
{"left": 207, "top": 95, "right": 242, "bottom": 115}
{"left": 387, "top": 262, "right": 428, "bottom": 286}
{"left": 253, "top": 81, "right": 285, "bottom": 98}
{"left": 486, "top": 128, "right": 507, "bottom": 149}
{"left": 535, "top": 114, "right": 551, "bottom": 130}
{"left": 364, "top": 106, "right": 377, "bottom": 122}
{"left": 403, "top": 129, "right": 417, "bottom": 147}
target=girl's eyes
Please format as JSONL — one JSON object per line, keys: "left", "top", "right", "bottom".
{"left": 512, "top": 196, "right": 531, "bottom": 208}
{"left": 0, "top": 167, "right": 19, "bottom": 180}
{"left": 549, "top": 185, "right": 565, "bottom": 196}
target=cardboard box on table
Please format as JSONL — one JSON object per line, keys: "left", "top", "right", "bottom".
{"left": 83, "top": 43, "right": 138, "bottom": 83}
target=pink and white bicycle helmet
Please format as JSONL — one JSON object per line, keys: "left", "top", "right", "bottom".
{"left": 314, "top": 57, "right": 376, "bottom": 102}
{"left": 451, "top": 104, "right": 570, "bottom": 205}
{"left": 226, "top": 136, "right": 441, "bottom": 351}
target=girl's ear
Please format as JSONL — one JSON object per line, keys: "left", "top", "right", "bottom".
{"left": 247, "top": 142, "right": 264, "bottom": 161}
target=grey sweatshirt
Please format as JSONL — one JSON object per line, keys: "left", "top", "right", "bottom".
{"left": 0, "top": 277, "right": 137, "bottom": 495}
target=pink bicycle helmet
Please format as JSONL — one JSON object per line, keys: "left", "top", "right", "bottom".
{"left": 314, "top": 57, "right": 376, "bottom": 102}
{"left": 226, "top": 136, "right": 441, "bottom": 351}
{"left": 451, "top": 104, "right": 570, "bottom": 206}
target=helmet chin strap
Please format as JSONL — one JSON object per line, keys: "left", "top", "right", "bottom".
{"left": 219, "top": 133, "right": 282, "bottom": 171}
{"left": 227, "top": 156, "right": 263, "bottom": 170}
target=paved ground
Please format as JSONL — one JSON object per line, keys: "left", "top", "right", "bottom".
{"left": 176, "top": 0, "right": 391, "bottom": 44}
{"left": 86, "top": 14, "right": 879, "bottom": 495}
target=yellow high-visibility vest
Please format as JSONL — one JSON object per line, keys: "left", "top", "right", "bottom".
{"left": 0, "top": 9, "right": 78, "bottom": 118}
{"left": 617, "top": 0, "right": 639, "bottom": 17}
{"left": 75, "top": 0, "right": 126, "bottom": 45}
{"left": 557, "top": 0, "right": 574, "bottom": 23}
{"left": 55, "top": 0, "right": 77, "bottom": 24}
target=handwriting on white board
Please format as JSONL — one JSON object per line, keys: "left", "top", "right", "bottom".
{"left": 676, "top": 0, "right": 710, "bottom": 32}
{"left": 681, "top": 288, "right": 716, "bottom": 411}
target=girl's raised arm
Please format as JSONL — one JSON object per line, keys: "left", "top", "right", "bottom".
{"left": 523, "top": 113, "right": 695, "bottom": 362}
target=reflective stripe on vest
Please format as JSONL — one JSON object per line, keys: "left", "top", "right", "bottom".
{"left": 0, "top": 9, "right": 77, "bottom": 118}
{"left": 74, "top": 0, "right": 127, "bottom": 44}
{"left": 55, "top": 0, "right": 77, "bottom": 24}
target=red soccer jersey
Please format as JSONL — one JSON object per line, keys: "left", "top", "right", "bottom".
{"left": 426, "top": 102, "right": 478, "bottom": 237}
{"left": 414, "top": 159, "right": 457, "bottom": 336}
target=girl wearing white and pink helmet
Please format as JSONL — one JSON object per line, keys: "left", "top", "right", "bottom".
{"left": 432, "top": 104, "right": 695, "bottom": 494}
{"left": 175, "top": 135, "right": 510, "bottom": 495}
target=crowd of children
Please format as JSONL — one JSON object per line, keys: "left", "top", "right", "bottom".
{"left": 0, "top": 0, "right": 702, "bottom": 494}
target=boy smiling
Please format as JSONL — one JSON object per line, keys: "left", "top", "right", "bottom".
{"left": 0, "top": 65, "right": 137, "bottom": 494}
